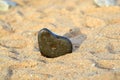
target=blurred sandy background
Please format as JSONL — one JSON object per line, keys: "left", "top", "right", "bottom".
{"left": 0, "top": 0, "right": 120, "bottom": 80}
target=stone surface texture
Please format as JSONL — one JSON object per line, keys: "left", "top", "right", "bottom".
{"left": 0, "top": 0, "right": 120, "bottom": 80}
{"left": 38, "top": 28, "right": 72, "bottom": 58}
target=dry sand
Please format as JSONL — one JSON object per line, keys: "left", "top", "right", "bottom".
{"left": 0, "top": 0, "right": 120, "bottom": 80}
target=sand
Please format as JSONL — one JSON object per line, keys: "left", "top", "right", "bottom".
{"left": 0, "top": 0, "right": 120, "bottom": 80}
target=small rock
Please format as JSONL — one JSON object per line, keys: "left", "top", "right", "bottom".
{"left": 94, "top": 0, "right": 117, "bottom": 7}
{"left": 38, "top": 28, "right": 72, "bottom": 58}
{"left": 0, "top": 0, "right": 17, "bottom": 12}
{"left": 0, "top": 0, "right": 9, "bottom": 12}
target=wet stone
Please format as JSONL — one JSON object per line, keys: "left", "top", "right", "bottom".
{"left": 38, "top": 28, "right": 72, "bottom": 58}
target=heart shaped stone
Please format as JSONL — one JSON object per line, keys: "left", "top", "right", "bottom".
{"left": 38, "top": 28, "right": 72, "bottom": 58}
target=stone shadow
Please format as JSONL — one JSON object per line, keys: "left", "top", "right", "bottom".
{"left": 63, "top": 28, "right": 87, "bottom": 51}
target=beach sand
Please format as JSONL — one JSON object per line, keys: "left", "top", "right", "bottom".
{"left": 0, "top": 0, "right": 120, "bottom": 80}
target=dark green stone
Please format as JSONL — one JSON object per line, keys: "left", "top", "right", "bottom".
{"left": 38, "top": 28, "right": 72, "bottom": 58}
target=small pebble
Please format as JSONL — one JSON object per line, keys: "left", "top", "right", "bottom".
{"left": 0, "top": 0, "right": 17, "bottom": 12}
{"left": 94, "top": 0, "right": 117, "bottom": 7}
{"left": 0, "top": 0, "right": 9, "bottom": 11}
{"left": 38, "top": 28, "right": 72, "bottom": 58}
